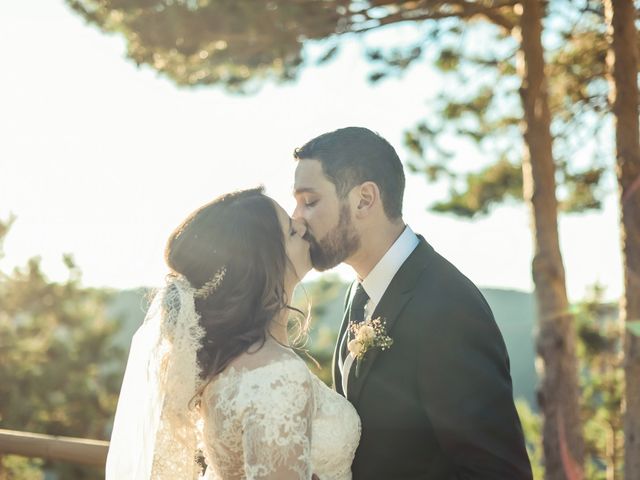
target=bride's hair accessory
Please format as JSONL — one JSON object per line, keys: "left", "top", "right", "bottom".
{"left": 106, "top": 274, "right": 206, "bottom": 479}
{"left": 193, "top": 266, "right": 227, "bottom": 299}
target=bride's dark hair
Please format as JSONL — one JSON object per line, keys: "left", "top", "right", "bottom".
{"left": 165, "top": 187, "right": 298, "bottom": 384}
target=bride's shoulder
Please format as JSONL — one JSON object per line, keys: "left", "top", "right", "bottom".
{"left": 219, "top": 339, "right": 312, "bottom": 389}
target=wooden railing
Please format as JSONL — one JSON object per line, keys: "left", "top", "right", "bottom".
{"left": 0, "top": 429, "right": 108, "bottom": 468}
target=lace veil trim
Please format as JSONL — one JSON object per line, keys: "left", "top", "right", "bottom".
{"left": 106, "top": 275, "right": 205, "bottom": 480}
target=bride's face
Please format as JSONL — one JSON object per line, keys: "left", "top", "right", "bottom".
{"left": 273, "top": 201, "right": 312, "bottom": 284}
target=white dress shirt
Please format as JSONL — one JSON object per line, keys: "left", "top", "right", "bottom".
{"left": 340, "top": 225, "right": 420, "bottom": 394}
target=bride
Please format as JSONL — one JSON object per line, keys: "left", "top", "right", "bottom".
{"left": 106, "top": 187, "right": 361, "bottom": 479}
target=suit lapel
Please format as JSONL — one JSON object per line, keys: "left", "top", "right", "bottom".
{"left": 347, "top": 238, "right": 434, "bottom": 405}
{"left": 346, "top": 289, "right": 412, "bottom": 404}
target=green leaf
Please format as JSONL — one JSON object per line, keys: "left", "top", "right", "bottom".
{"left": 627, "top": 321, "right": 640, "bottom": 337}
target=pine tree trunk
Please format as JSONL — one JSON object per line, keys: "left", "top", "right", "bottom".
{"left": 515, "top": 1, "right": 584, "bottom": 478}
{"left": 604, "top": 0, "right": 640, "bottom": 477}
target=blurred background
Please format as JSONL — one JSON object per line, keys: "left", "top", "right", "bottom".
{"left": 1, "top": 1, "right": 638, "bottom": 479}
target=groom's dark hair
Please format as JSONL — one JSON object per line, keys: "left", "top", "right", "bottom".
{"left": 293, "top": 127, "right": 405, "bottom": 219}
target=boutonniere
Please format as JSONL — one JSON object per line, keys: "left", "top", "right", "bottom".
{"left": 347, "top": 317, "right": 393, "bottom": 377}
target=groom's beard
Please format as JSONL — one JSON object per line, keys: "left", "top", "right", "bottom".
{"left": 306, "top": 203, "right": 360, "bottom": 271}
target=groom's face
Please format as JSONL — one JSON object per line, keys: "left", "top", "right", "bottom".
{"left": 293, "top": 159, "right": 360, "bottom": 271}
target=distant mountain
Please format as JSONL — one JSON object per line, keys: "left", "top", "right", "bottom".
{"left": 106, "top": 287, "right": 151, "bottom": 347}
{"left": 481, "top": 289, "right": 537, "bottom": 408}
{"left": 107, "top": 281, "right": 538, "bottom": 408}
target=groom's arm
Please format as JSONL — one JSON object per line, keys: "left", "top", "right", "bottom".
{"left": 416, "top": 291, "right": 533, "bottom": 479}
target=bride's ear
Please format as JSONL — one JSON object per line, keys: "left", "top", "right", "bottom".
{"left": 353, "top": 182, "right": 379, "bottom": 219}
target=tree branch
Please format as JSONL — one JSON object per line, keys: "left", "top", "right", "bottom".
{"left": 350, "top": 0, "right": 516, "bottom": 33}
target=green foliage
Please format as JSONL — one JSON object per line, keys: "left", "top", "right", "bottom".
{"left": 0, "top": 456, "right": 43, "bottom": 480}
{"left": 62, "top": 1, "right": 622, "bottom": 217}
{"left": 64, "top": 1, "right": 519, "bottom": 92}
{"left": 291, "top": 275, "right": 348, "bottom": 386}
{"left": 62, "top": 0, "right": 615, "bottom": 217}
{"left": 514, "top": 285, "right": 624, "bottom": 479}
{"left": 431, "top": 157, "right": 523, "bottom": 217}
{"left": 65, "top": 0, "right": 344, "bottom": 92}
{"left": 0, "top": 219, "right": 126, "bottom": 479}
{"left": 516, "top": 399, "right": 545, "bottom": 480}
{"left": 626, "top": 321, "right": 640, "bottom": 337}
{"left": 402, "top": 1, "right": 615, "bottom": 218}
{"left": 575, "top": 284, "right": 624, "bottom": 479}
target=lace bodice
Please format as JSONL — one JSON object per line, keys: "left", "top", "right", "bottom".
{"left": 199, "top": 340, "right": 361, "bottom": 480}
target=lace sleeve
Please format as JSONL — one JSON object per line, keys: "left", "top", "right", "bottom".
{"left": 240, "top": 360, "right": 315, "bottom": 480}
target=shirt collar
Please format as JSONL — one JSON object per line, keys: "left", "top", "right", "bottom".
{"left": 360, "top": 225, "right": 419, "bottom": 307}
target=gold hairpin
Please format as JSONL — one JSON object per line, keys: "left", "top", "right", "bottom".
{"left": 194, "top": 266, "right": 227, "bottom": 299}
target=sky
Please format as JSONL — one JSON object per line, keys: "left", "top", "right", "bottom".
{"left": 0, "top": 0, "right": 624, "bottom": 302}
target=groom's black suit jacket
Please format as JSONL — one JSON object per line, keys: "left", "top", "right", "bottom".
{"left": 332, "top": 237, "right": 533, "bottom": 479}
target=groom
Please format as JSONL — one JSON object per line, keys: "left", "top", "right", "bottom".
{"left": 293, "top": 127, "right": 533, "bottom": 479}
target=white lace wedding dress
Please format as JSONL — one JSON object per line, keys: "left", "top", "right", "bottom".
{"left": 199, "top": 338, "right": 361, "bottom": 480}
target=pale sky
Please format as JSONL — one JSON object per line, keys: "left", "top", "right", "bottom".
{"left": 0, "top": 1, "right": 624, "bottom": 302}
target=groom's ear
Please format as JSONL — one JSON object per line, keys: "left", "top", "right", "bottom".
{"left": 354, "top": 181, "right": 379, "bottom": 218}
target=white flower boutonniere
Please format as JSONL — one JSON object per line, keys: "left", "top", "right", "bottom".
{"left": 347, "top": 317, "right": 393, "bottom": 377}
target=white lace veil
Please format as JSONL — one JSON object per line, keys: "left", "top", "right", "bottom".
{"left": 106, "top": 275, "right": 205, "bottom": 480}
